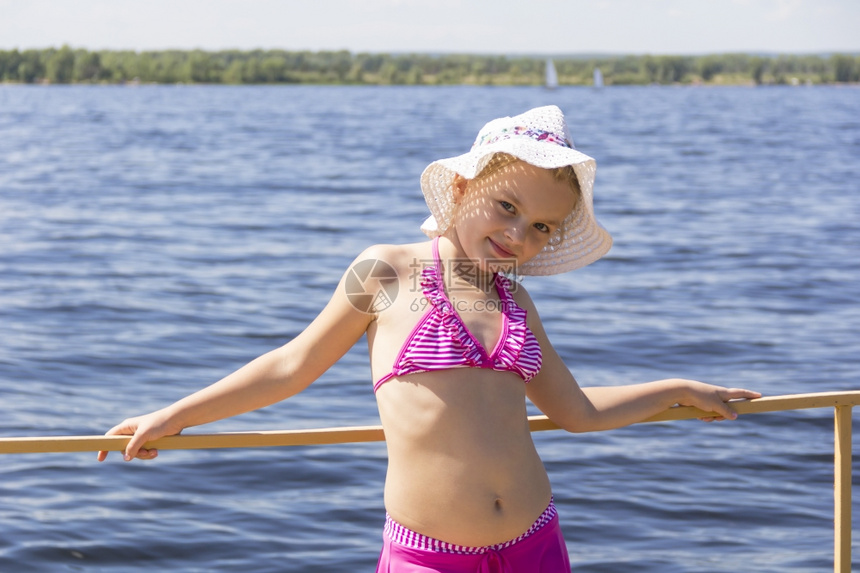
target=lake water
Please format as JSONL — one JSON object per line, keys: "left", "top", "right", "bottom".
{"left": 0, "top": 84, "right": 858, "bottom": 572}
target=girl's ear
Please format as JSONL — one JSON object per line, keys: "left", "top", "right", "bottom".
{"left": 451, "top": 174, "right": 469, "bottom": 204}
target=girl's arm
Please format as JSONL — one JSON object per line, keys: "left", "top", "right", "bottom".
{"left": 97, "top": 249, "right": 378, "bottom": 462}
{"left": 520, "top": 293, "right": 760, "bottom": 433}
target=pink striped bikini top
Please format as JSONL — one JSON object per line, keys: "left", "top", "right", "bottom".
{"left": 373, "top": 238, "right": 543, "bottom": 392}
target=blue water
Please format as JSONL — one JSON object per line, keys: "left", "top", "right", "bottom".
{"left": 0, "top": 84, "right": 858, "bottom": 572}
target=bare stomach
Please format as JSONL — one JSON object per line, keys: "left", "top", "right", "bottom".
{"left": 376, "top": 371, "right": 554, "bottom": 547}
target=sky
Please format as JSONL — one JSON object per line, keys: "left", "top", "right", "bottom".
{"left": 1, "top": 0, "right": 858, "bottom": 55}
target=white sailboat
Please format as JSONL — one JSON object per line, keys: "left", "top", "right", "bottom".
{"left": 593, "top": 67, "right": 604, "bottom": 88}
{"left": 545, "top": 59, "right": 558, "bottom": 90}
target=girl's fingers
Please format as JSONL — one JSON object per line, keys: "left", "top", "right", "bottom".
{"left": 97, "top": 413, "right": 174, "bottom": 461}
{"left": 722, "top": 388, "right": 762, "bottom": 400}
{"left": 96, "top": 418, "right": 155, "bottom": 461}
{"left": 700, "top": 388, "right": 761, "bottom": 423}
{"left": 123, "top": 433, "right": 149, "bottom": 461}
{"left": 134, "top": 448, "right": 158, "bottom": 460}
{"left": 96, "top": 422, "right": 135, "bottom": 462}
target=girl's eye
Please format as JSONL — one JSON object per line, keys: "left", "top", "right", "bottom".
{"left": 534, "top": 222, "right": 550, "bottom": 233}
{"left": 499, "top": 201, "right": 515, "bottom": 213}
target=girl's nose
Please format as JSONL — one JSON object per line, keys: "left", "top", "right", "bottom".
{"left": 505, "top": 225, "right": 525, "bottom": 246}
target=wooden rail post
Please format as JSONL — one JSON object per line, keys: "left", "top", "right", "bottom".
{"left": 834, "top": 405, "right": 852, "bottom": 573}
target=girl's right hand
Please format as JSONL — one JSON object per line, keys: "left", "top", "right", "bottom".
{"left": 96, "top": 409, "right": 181, "bottom": 462}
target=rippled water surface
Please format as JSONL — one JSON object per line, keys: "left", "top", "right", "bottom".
{"left": 1, "top": 85, "right": 858, "bottom": 572}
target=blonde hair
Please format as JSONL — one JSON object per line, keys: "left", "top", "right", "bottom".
{"left": 474, "top": 152, "right": 581, "bottom": 207}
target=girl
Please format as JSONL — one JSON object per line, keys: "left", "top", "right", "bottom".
{"left": 98, "top": 105, "right": 759, "bottom": 572}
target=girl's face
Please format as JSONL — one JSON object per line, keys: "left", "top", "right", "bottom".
{"left": 449, "top": 161, "right": 576, "bottom": 274}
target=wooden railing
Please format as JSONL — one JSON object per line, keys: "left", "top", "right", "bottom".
{"left": 1, "top": 391, "right": 857, "bottom": 572}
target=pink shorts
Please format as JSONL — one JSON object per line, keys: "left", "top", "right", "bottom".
{"left": 375, "top": 501, "right": 571, "bottom": 572}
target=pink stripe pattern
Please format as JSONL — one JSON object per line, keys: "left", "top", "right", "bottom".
{"left": 383, "top": 500, "right": 558, "bottom": 555}
{"left": 374, "top": 238, "right": 542, "bottom": 391}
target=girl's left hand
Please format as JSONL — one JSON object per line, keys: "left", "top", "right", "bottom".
{"left": 677, "top": 381, "right": 762, "bottom": 422}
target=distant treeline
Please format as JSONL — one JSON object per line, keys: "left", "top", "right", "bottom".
{"left": 2, "top": 47, "right": 859, "bottom": 86}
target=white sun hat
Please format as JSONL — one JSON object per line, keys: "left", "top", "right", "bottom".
{"left": 419, "top": 105, "right": 612, "bottom": 276}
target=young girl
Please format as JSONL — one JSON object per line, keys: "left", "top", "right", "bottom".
{"left": 98, "top": 105, "right": 760, "bottom": 572}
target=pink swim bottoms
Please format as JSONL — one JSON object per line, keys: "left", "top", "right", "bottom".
{"left": 375, "top": 500, "right": 571, "bottom": 572}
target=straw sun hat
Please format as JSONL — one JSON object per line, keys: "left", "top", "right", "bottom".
{"left": 420, "top": 105, "right": 612, "bottom": 276}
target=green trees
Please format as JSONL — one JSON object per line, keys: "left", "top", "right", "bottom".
{"left": 0, "top": 48, "right": 858, "bottom": 86}
{"left": 833, "top": 55, "right": 859, "bottom": 83}
{"left": 12, "top": 50, "right": 45, "bottom": 83}
{"left": 74, "top": 51, "right": 102, "bottom": 82}
{"left": 45, "top": 46, "right": 75, "bottom": 83}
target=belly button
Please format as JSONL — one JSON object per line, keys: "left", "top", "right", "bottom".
{"left": 494, "top": 498, "right": 504, "bottom": 511}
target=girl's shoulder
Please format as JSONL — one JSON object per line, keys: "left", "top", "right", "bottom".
{"left": 507, "top": 277, "right": 538, "bottom": 313}
{"left": 352, "top": 241, "right": 433, "bottom": 274}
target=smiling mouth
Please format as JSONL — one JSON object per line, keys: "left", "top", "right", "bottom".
{"left": 489, "top": 239, "right": 516, "bottom": 258}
